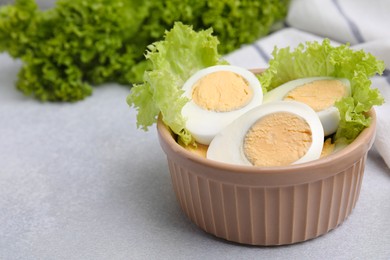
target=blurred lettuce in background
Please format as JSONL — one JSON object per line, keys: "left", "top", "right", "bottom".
{"left": 0, "top": 0, "right": 289, "bottom": 101}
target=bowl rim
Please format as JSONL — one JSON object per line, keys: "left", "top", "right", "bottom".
{"left": 157, "top": 109, "right": 375, "bottom": 170}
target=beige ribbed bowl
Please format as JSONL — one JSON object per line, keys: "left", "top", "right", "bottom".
{"left": 157, "top": 103, "right": 376, "bottom": 246}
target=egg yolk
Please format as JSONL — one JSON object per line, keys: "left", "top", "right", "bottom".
{"left": 284, "top": 79, "right": 348, "bottom": 111}
{"left": 182, "top": 142, "right": 208, "bottom": 158}
{"left": 320, "top": 138, "right": 335, "bottom": 158}
{"left": 243, "top": 112, "right": 312, "bottom": 167}
{"left": 191, "top": 71, "right": 253, "bottom": 112}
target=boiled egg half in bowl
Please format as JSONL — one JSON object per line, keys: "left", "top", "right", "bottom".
{"left": 181, "top": 65, "right": 263, "bottom": 145}
{"left": 207, "top": 101, "right": 324, "bottom": 167}
{"left": 263, "top": 77, "right": 350, "bottom": 136}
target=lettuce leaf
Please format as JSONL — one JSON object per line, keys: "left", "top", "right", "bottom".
{"left": 259, "top": 39, "right": 385, "bottom": 144}
{"left": 0, "top": 0, "right": 289, "bottom": 102}
{"left": 126, "top": 22, "right": 221, "bottom": 145}
{"left": 0, "top": 0, "right": 150, "bottom": 101}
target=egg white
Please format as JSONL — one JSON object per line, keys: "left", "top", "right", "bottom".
{"left": 207, "top": 101, "right": 324, "bottom": 166}
{"left": 263, "top": 77, "right": 350, "bottom": 136}
{"left": 181, "top": 65, "right": 263, "bottom": 145}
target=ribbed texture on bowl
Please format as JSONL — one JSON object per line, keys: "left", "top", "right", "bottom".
{"left": 157, "top": 103, "right": 376, "bottom": 246}
{"left": 167, "top": 155, "right": 366, "bottom": 245}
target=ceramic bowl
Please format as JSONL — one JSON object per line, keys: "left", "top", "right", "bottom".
{"left": 156, "top": 73, "right": 377, "bottom": 246}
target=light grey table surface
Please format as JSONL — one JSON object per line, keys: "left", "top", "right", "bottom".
{"left": 0, "top": 52, "right": 390, "bottom": 260}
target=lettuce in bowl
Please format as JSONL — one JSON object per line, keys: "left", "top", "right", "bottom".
{"left": 127, "top": 22, "right": 223, "bottom": 145}
{"left": 259, "top": 39, "right": 385, "bottom": 144}
{"left": 128, "top": 23, "right": 384, "bottom": 147}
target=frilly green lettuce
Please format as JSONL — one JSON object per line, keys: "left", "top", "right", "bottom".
{"left": 127, "top": 22, "right": 222, "bottom": 145}
{"left": 259, "top": 39, "right": 385, "bottom": 144}
{"left": 0, "top": 0, "right": 289, "bottom": 102}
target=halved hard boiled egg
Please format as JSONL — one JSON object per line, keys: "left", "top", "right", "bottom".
{"left": 181, "top": 65, "right": 263, "bottom": 145}
{"left": 207, "top": 101, "right": 324, "bottom": 167}
{"left": 263, "top": 77, "right": 350, "bottom": 136}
